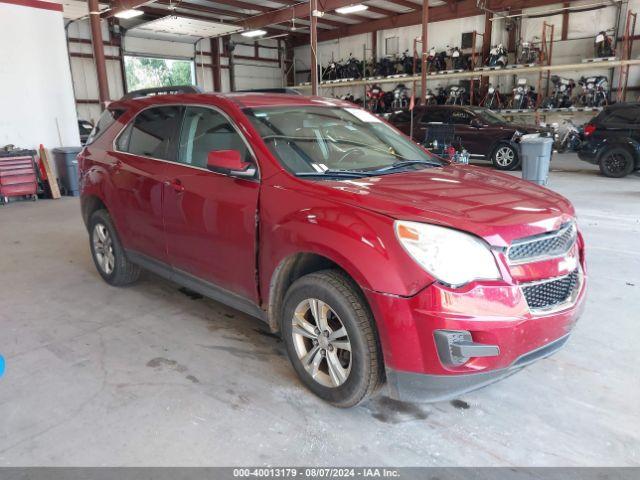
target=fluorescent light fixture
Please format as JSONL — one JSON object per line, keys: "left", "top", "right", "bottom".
{"left": 335, "top": 4, "right": 368, "bottom": 14}
{"left": 241, "top": 29, "right": 267, "bottom": 37}
{"left": 114, "top": 9, "right": 143, "bottom": 19}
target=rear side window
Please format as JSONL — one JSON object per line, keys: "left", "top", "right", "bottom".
{"left": 85, "top": 108, "right": 124, "bottom": 145}
{"left": 420, "top": 109, "right": 449, "bottom": 124}
{"left": 119, "top": 106, "right": 182, "bottom": 160}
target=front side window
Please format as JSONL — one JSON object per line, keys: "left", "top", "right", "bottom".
{"left": 245, "top": 106, "right": 442, "bottom": 177}
{"left": 177, "top": 107, "right": 251, "bottom": 169}
{"left": 120, "top": 106, "right": 182, "bottom": 160}
{"left": 449, "top": 110, "right": 472, "bottom": 125}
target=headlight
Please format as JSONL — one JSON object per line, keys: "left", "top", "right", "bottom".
{"left": 395, "top": 221, "right": 501, "bottom": 287}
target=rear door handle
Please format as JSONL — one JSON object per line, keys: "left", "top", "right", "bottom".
{"left": 164, "top": 178, "right": 184, "bottom": 193}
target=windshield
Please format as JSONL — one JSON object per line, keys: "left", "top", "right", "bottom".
{"left": 244, "top": 106, "right": 443, "bottom": 176}
{"left": 472, "top": 108, "right": 507, "bottom": 125}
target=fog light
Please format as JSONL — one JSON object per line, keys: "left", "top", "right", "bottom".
{"left": 434, "top": 330, "right": 500, "bottom": 367}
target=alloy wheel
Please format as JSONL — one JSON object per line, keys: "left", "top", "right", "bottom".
{"left": 291, "top": 298, "right": 352, "bottom": 388}
{"left": 495, "top": 146, "right": 515, "bottom": 167}
{"left": 604, "top": 153, "right": 628, "bottom": 175}
{"left": 92, "top": 223, "right": 115, "bottom": 275}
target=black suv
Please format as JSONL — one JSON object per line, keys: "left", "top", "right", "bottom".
{"left": 579, "top": 103, "right": 640, "bottom": 178}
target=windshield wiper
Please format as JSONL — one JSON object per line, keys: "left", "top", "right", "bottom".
{"left": 372, "top": 160, "right": 442, "bottom": 173}
{"left": 296, "top": 169, "right": 377, "bottom": 178}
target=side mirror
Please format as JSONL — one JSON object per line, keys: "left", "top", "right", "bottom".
{"left": 470, "top": 118, "right": 484, "bottom": 128}
{"left": 207, "top": 150, "right": 256, "bottom": 178}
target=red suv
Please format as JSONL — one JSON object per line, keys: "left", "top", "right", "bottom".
{"left": 79, "top": 88, "right": 587, "bottom": 407}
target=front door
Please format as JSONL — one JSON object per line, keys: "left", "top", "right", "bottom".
{"left": 449, "top": 109, "right": 482, "bottom": 154}
{"left": 109, "top": 105, "right": 182, "bottom": 262}
{"left": 162, "top": 106, "right": 260, "bottom": 302}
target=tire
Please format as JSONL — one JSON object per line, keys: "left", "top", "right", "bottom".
{"left": 598, "top": 147, "right": 635, "bottom": 178}
{"left": 491, "top": 142, "right": 520, "bottom": 170}
{"left": 89, "top": 209, "right": 140, "bottom": 286}
{"left": 281, "top": 270, "right": 383, "bottom": 408}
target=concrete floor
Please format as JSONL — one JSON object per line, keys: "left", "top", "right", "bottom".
{"left": 0, "top": 154, "right": 638, "bottom": 466}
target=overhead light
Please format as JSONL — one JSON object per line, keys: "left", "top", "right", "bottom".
{"left": 241, "top": 29, "right": 267, "bottom": 37}
{"left": 114, "top": 9, "right": 144, "bottom": 19}
{"left": 335, "top": 4, "right": 368, "bottom": 14}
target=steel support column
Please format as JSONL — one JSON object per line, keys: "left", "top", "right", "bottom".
{"left": 88, "top": 0, "right": 110, "bottom": 108}
{"left": 420, "top": 0, "right": 428, "bottom": 102}
{"left": 211, "top": 37, "right": 222, "bottom": 92}
{"left": 310, "top": 0, "right": 319, "bottom": 95}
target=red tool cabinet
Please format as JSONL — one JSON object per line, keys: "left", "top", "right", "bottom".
{"left": 0, "top": 155, "right": 38, "bottom": 204}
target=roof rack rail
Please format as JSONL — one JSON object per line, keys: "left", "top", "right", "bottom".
{"left": 121, "top": 85, "right": 204, "bottom": 100}
{"left": 236, "top": 88, "right": 302, "bottom": 95}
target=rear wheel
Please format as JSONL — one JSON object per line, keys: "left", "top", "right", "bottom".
{"left": 89, "top": 209, "right": 140, "bottom": 286}
{"left": 599, "top": 147, "right": 635, "bottom": 178}
{"left": 281, "top": 270, "right": 382, "bottom": 407}
{"left": 492, "top": 142, "right": 520, "bottom": 170}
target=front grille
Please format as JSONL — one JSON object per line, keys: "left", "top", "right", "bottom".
{"left": 508, "top": 222, "right": 576, "bottom": 263}
{"left": 522, "top": 269, "right": 580, "bottom": 312}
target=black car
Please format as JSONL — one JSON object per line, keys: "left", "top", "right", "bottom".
{"left": 388, "top": 105, "right": 546, "bottom": 170}
{"left": 578, "top": 103, "right": 640, "bottom": 177}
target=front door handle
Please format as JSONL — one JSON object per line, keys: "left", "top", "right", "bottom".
{"left": 165, "top": 178, "right": 184, "bottom": 193}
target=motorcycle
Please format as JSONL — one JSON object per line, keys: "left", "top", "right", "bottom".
{"left": 595, "top": 30, "right": 615, "bottom": 58}
{"left": 449, "top": 46, "right": 468, "bottom": 70}
{"left": 487, "top": 44, "right": 508, "bottom": 68}
{"left": 541, "top": 76, "right": 575, "bottom": 109}
{"left": 577, "top": 75, "right": 609, "bottom": 107}
{"left": 518, "top": 40, "right": 540, "bottom": 64}
{"left": 424, "top": 89, "right": 438, "bottom": 106}
{"left": 366, "top": 84, "right": 386, "bottom": 113}
{"left": 342, "top": 53, "right": 362, "bottom": 79}
{"left": 322, "top": 59, "right": 340, "bottom": 81}
{"left": 377, "top": 56, "right": 396, "bottom": 77}
{"left": 399, "top": 50, "right": 414, "bottom": 74}
{"left": 509, "top": 78, "right": 536, "bottom": 109}
{"left": 445, "top": 85, "right": 468, "bottom": 105}
{"left": 427, "top": 47, "right": 447, "bottom": 72}
{"left": 481, "top": 84, "right": 503, "bottom": 110}
{"left": 553, "top": 119, "right": 582, "bottom": 153}
{"left": 391, "top": 84, "right": 411, "bottom": 110}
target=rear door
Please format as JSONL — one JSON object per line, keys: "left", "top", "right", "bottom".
{"left": 110, "top": 105, "right": 182, "bottom": 262}
{"left": 161, "top": 105, "right": 260, "bottom": 302}
{"left": 417, "top": 107, "right": 450, "bottom": 146}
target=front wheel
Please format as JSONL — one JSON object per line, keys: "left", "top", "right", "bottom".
{"left": 492, "top": 142, "right": 520, "bottom": 170}
{"left": 281, "top": 270, "right": 383, "bottom": 408}
{"left": 599, "top": 147, "right": 635, "bottom": 178}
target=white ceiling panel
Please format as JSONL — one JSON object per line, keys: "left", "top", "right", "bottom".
{"left": 132, "top": 15, "right": 243, "bottom": 38}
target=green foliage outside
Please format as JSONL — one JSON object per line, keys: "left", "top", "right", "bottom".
{"left": 124, "top": 56, "right": 194, "bottom": 92}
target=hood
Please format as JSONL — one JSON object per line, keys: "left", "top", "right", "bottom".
{"left": 300, "top": 165, "right": 575, "bottom": 247}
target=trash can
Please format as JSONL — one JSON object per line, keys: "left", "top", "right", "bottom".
{"left": 52, "top": 147, "right": 82, "bottom": 196}
{"left": 519, "top": 136, "right": 554, "bottom": 186}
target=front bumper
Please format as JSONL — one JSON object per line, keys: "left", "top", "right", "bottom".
{"left": 386, "top": 334, "right": 570, "bottom": 402}
{"left": 366, "top": 267, "right": 587, "bottom": 403}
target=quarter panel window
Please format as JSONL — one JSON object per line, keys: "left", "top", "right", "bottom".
{"left": 177, "top": 107, "right": 250, "bottom": 168}
{"left": 125, "top": 106, "right": 182, "bottom": 160}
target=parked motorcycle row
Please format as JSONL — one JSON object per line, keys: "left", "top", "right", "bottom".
{"left": 314, "top": 31, "right": 616, "bottom": 84}
{"left": 342, "top": 75, "right": 610, "bottom": 114}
